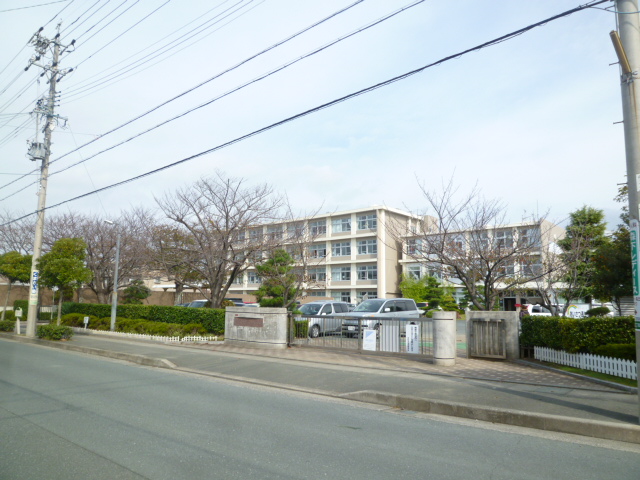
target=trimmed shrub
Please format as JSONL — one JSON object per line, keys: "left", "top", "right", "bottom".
{"left": 592, "top": 344, "right": 637, "bottom": 361}
{"left": 3, "top": 310, "right": 16, "bottom": 321}
{"left": 60, "top": 313, "right": 99, "bottom": 328}
{"left": 520, "top": 316, "right": 635, "bottom": 354}
{"left": 0, "top": 320, "right": 14, "bottom": 332}
{"left": 585, "top": 306, "right": 611, "bottom": 317}
{"left": 62, "top": 303, "right": 226, "bottom": 334}
{"left": 37, "top": 324, "right": 73, "bottom": 340}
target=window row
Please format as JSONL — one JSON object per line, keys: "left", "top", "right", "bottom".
{"left": 232, "top": 214, "right": 378, "bottom": 242}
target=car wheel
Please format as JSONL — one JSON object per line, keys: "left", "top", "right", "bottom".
{"left": 310, "top": 325, "right": 320, "bottom": 338}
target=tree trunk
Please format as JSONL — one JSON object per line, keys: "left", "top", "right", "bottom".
{"left": 56, "top": 294, "right": 63, "bottom": 325}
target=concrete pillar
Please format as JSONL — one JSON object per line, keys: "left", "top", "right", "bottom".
{"left": 433, "top": 311, "right": 456, "bottom": 366}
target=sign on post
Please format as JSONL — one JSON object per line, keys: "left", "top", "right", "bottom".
{"left": 406, "top": 323, "right": 420, "bottom": 354}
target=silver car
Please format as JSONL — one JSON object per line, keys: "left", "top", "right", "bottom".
{"left": 297, "top": 301, "right": 350, "bottom": 338}
{"left": 336, "top": 298, "right": 420, "bottom": 336}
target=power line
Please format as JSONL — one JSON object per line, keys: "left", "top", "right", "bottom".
{"left": 0, "top": 0, "right": 610, "bottom": 226}
{"left": 0, "top": 0, "right": 70, "bottom": 14}
{"left": 48, "top": 0, "right": 426, "bottom": 177}
{"left": 0, "top": 0, "right": 366, "bottom": 193}
{"left": 64, "top": 0, "right": 259, "bottom": 99}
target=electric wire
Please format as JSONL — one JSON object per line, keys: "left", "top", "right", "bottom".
{"left": 49, "top": 0, "right": 427, "bottom": 178}
{"left": 72, "top": 0, "right": 131, "bottom": 41}
{"left": 72, "top": 0, "right": 172, "bottom": 69}
{"left": 74, "top": 0, "right": 140, "bottom": 45}
{"left": 0, "top": 0, "right": 366, "bottom": 192}
{"left": 0, "top": 0, "right": 611, "bottom": 225}
{"left": 64, "top": 0, "right": 258, "bottom": 99}
{"left": 65, "top": 0, "right": 265, "bottom": 104}
{"left": 59, "top": 0, "right": 104, "bottom": 36}
{"left": 63, "top": 0, "right": 113, "bottom": 39}
{"left": 0, "top": 0, "right": 70, "bottom": 14}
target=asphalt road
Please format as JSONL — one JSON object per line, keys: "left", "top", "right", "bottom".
{"left": 1, "top": 341, "right": 638, "bottom": 480}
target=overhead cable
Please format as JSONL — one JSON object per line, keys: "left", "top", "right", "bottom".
{"left": 0, "top": 0, "right": 611, "bottom": 225}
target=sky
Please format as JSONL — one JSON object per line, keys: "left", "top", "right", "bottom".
{"left": 0, "top": 0, "right": 630, "bottom": 230}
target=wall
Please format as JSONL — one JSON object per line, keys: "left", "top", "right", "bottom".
{"left": 224, "top": 306, "right": 288, "bottom": 349}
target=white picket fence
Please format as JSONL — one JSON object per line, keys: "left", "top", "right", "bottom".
{"left": 534, "top": 346, "right": 637, "bottom": 380}
{"left": 72, "top": 327, "right": 219, "bottom": 343}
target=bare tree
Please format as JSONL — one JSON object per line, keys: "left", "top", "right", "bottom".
{"left": 45, "top": 209, "right": 155, "bottom": 303}
{"left": 156, "top": 173, "right": 284, "bottom": 308}
{"left": 0, "top": 210, "right": 34, "bottom": 255}
{"left": 391, "top": 179, "right": 561, "bottom": 311}
{"left": 148, "top": 223, "right": 204, "bottom": 304}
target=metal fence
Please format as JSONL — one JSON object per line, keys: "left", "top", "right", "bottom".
{"left": 289, "top": 315, "right": 434, "bottom": 357}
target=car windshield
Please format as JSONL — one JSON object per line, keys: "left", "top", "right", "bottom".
{"left": 353, "top": 299, "right": 384, "bottom": 313}
{"left": 299, "top": 303, "right": 322, "bottom": 315}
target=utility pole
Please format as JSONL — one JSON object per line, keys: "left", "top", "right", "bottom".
{"left": 24, "top": 25, "right": 74, "bottom": 338}
{"left": 611, "top": 0, "right": 640, "bottom": 422}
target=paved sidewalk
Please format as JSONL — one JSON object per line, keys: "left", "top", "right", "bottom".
{"left": 2, "top": 331, "right": 639, "bottom": 444}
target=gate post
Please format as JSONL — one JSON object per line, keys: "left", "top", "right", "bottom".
{"left": 433, "top": 311, "right": 456, "bottom": 366}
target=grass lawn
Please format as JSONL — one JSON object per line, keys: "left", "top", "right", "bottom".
{"left": 540, "top": 361, "right": 637, "bottom": 388}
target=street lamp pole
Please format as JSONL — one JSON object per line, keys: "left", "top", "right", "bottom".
{"left": 105, "top": 221, "right": 121, "bottom": 332}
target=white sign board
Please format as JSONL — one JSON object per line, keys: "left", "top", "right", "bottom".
{"left": 362, "top": 329, "right": 377, "bottom": 351}
{"left": 406, "top": 323, "right": 420, "bottom": 354}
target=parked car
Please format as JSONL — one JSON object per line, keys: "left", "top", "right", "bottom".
{"left": 335, "top": 298, "right": 421, "bottom": 336}
{"left": 523, "top": 304, "right": 552, "bottom": 317}
{"left": 297, "top": 301, "right": 351, "bottom": 338}
{"left": 187, "top": 299, "right": 210, "bottom": 308}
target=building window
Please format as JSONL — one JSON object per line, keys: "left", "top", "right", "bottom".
{"left": 309, "top": 220, "right": 327, "bottom": 236}
{"left": 357, "top": 214, "right": 377, "bottom": 230}
{"left": 332, "top": 291, "right": 351, "bottom": 302}
{"left": 407, "top": 239, "right": 421, "bottom": 255}
{"left": 519, "top": 227, "right": 541, "bottom": 248}
{"left": 308, "top": 267, "right": 326, "bottom": 282}
{"left": 309, "top": 243, "right": 327, "bottom": 258}
{"left": 236, "top": 230, "right": 246, "bottom": 242}
{"left": 495, "top": 229, "right": 513, "bottom": 249}
{"left": 286, "top": 245, "right": 303, "bottom": 261}
{"left": 332, "top": 241, "right": 351, "bottom": 257}
{"left": 357, "top": 265, "right": 377, "bottom": 280}
{"left": 357, "top": 290, "right": 377, "bottom": 301}
{"left": 332, "top": 217, "right": 351, "bottom": 233}
{"left": 357, "top": 239, "right": 377, "bottom": 255}
{"left": 331, "top": 266, "right": 351, "bottom": 281}
{"left": 498, "top": 262, "right": 515, "bottom": 277}
{"left": 247, "top": 271, "right": 261, "bottom": 284}
{"left": 232, "top": 275, "right": 243, "bottom": 285}
{"left": 287, "top": 223, "right": 304, "bottom": 239}
{"left": 267, "top": 225, "right": 283, "bottom": 240}
{"left": 309, "top": 290, "right": 325, "bottom": 297}
{"left": 249, "top": 229, "right": 262, "bottom": 243}
{"left": 407, "top": 265, "right": 421, "bottom": 279}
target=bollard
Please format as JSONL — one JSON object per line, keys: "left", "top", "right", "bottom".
{"left": 433, "top": 311, "right": 456, "bottom": 366}
{"left": 15, "top": 307, "right": 22, "bottom": 335}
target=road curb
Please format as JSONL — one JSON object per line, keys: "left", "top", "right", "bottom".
{"left": 342, "top": 390, "right": 640, "bottom": 444}
{"left": 0, "top": 333, "right": 177, "bottom": 369}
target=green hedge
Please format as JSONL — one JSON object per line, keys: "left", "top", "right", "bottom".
{"left": 37, "top": 324, "right": 73, "bottom": 340}
{"left": 60, "top": 313, "right": 208, "bottom": 337}
{"left": 61, "top": 303, "right": 225, "bottom": 335}
{"left": 0, "top": 320, "right": 14, "bottom": 332}
{"left": 520, "top": 316, "right": 635, "bottom": 354}
{"left": 592, "top": 344, "right": 637, "bottom": 361}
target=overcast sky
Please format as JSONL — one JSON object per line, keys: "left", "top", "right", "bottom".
{"left": 0, "top": 0, "right": 629, "bottom": 229}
